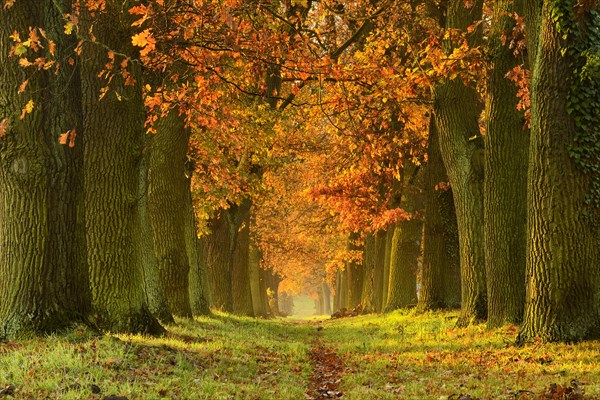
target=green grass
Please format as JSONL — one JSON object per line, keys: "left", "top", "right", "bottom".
{"left": 0, "top": 313, "right": 314, "bottom": 399}
{"left": 320, "top": 310, "right": 600, "bottom": 399}
{"left": 1, "top": 311, "right": 599, "bottom": 399}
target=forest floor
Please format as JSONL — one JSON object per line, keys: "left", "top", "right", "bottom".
{"left": 0, "top": 311, "right": 599, "bottom": 399}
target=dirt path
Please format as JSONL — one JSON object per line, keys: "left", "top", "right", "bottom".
{"left": 305, "top": 329, "right": 345, "bottom": 399}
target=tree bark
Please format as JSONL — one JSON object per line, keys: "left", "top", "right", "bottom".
{"left": 186, "top": 173, "right": 212, "bottom": 316}
{"left": 484, "top": 0, "right": 529, "bottom": 328}
{"left": 418, "top": 116, "right": 461, "bottom": 312}
{"left": 381, "top": 227, "right": 393, "bottom": 310}
{"left": 0, "top": 0, "right": 90, "bottom": 338}
{"left": 518, "top": 2, "right": 600, "bottom": 342}
{"left": 385, "top": 221, "right": 421, "bottom": 311}
{"left": 346, "top": 233, "right": 364, "bottom": 309}
{"left": 434, "top": 0, "right": 487, "bottom": 326}
{"left": 249, "top": 242, "right": 268, "bottom": 317}
{"left": 137, "top": 147, "right": 173, "bottom": 323}
{"left": 360, "top": 234, "right": 377, "bottom": 312}
{"left": 322, "top": 282, "right": 332, "bottom": 315}
{"left": 372, "top": 230, "right": 387, "bottom": 313}
{"left": 81, "top": 4, "right": 162, "bottom": 334}
{"left": 148, "top": 110, "right": 193, "bottom": 317}
{"left": 232, "top": 203, "right": 254, "bottom": 316}
{"left": 204, "top": 211, "right": 234, "bottom": 311}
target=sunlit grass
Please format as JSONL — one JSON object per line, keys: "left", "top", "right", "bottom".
{"left": 321, "top": 310, "right": 600, "bottom": 399}
{"left": 0, "top": 313, "right": 313, "bottom": 399}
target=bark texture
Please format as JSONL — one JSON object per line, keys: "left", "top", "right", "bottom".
{"left": 346, "top": 233, "right": 364, "bottom": 309}
{"left": 360, "top": 234, "right": 377, "bottom": 312}
{"left": 81, "top": 4, "right": 161, "bottom": 334}
{"left": 148, "top": 110, "right": 192, "bottom": 317}
{"left": 0, "top": 0, "right": 90, "bottom": 338}
{"left": 434, "top": 0, "right": 487, "bottom": 326}
{"left": 518, "top": 2, "right": 600, "bottom": 342}
{"left": 418, "top": 117, "right": 461, "bottom": 312}
{"left": 232, "top": 205, "right": 254, "bottom": 316}
{"left": 484, "top": 0, "right": 529, "bottom": 328}
{"left": 385, "top": 220, "right": 421, "bottom": 311}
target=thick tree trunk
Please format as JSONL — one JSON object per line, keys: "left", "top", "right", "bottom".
{"left": 186, "top": 177, "right": 211, "bottom": 316}
{"left": 484, "top": 0, "right": 529, "bottom": 328}
{"left": 381, "top": 227, "right": 393, "bottom": 310}
{"left": 434, "top": 0, "right": 486, "bottom": 326}
{"left": 333, "top": 270, "right": 342, "bottom": 312}
{"left": 346, "top": 233, "right": 364, "bottom": 309}
{"left": 340, "top": 267, "right": 349, "bottom": 310}
{"left": 265, "top": 269, "right": 281, "bottom": 316}
{"left": 148, "top": 110, "right": 192, "bottom": 317}
{"left": 81, "top": 5, "right": 161, "bottom": 334}
{"left": 205, "top": 212, "right": 234, "bottom": 311}
{"left": 322, "top": 283, "right": 332, "bottom": 315}
{"left": 519, "top": 2, "right": 600, "bottom": 342}
{"left": 249, "top": 243, "right": 268, "bottom": 317}
{"left": 137, "top": 151, "right": 174, "bottom": 323}
{"left": 232, "top": 202, "right": 254, "bottom": 316}
{"left": 360, "top": 234, "right": 377, "bottom": 313}
{"left": 0, "top": 0, "right": 90, "bottom": 338}
{"left": 373, "top": 231, "right": 386, "bottom": 313}
{"left": 418, "top": 116, "right": 461, "bottom": 312}
{"left": 385, "top": 221, "right": 421, "bottom": 311}
{"left": 259, "top": 266, "right": 272, "bottom": 316}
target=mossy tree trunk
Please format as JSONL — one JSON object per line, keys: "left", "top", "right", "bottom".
{"left": 434, "top": 0, "right": 487, "bottom": 326}
{"left": 372, "top": 230, "right": 387, "bottom": 313}
{"left": 381, "top": 227, "right": 393, "bottom": 310}
{"left": 0, "top": 0, "right": 90, "bottom": 338}
{"left": 418, "top": 116, "right": 461, "bottom": 312}
{"left": 322, "top": 282, "right": 332, "bottom": 315}
{"left": 347, "top": 233, "right": 364, "bottom": 309}
{"left": 232, "top": 201, "right": 254, "bottom": 316}
{"left": 360, "top": 234, "right": 377, "bottom": 312}
{"left": 385, "top": 221, "right": 421, "bottom": 311}
{"left": 518, "top": 1, "right": 600, "bottom": 342}
{"left": 484, "top": 0, "right": 529, "bottom": 328}
{"left": 148, "top": 110, "right": 193, "bottom": 317}
{"left": 81, "top": 3, "right": 162, "bottom": 334}
{"left": 186, "top": 191, "right": 212, "bottom": 316}
{"left": 249, "top": 242, "right": 268, "bottom": 317}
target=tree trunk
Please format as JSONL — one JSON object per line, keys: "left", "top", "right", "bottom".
{"left": 232, "top": 201, "right": 254, "bottom": 316}
{"left": 81, "top": 4, "right": 161, "bottom": 334}
{"left": 322, "top": 283, "right": 332, "bottom": 315}
{"left": 137, "top": 148, "right": 174, "bottom": 323}
{"left": 381, "top": 227, "right": 393, "bottom": 310}
{"left": 186, "top": 182, "right": 212, "bottom": 316}
{"left": 484, "top": 0, "right": 529, "bottom": 328}
{"left": 148, "top": 110, "right": 192, "bottom": 317}
{"left": 0, "top": 0, "right": 90, "bottom": 338}
{"left": 418, "top": 116, "right": 461, "bottom": 312}
{"left": 434, "top": 0, "right": 486, "bottom": 326}
{"left": 249, "top": 242, "right": 268, "bottom": 317}
{"left": 333, "top": 270, "right": 342, "bottom": 312}
{"left": 340, "top": 267, "right": 349, "bottom": 310}
{"left": 372, "top": 231, "right": 386, "bottom": 313}
{"left": 360, "top": 234, "right": 377, "bottom": 313}
{"left": 518, "top": 2, "right": 600, "bottom": 342}
{"left": 259, "top": 266, "right": 272, "bottom": 316}
{"left": 385, "top": 221, "right": 421, "bottom": 311}
{"left": 346, "top": 233, "right": 364, "bottom": 309}
{"left": 204, "top": 211, "right": 234, "bottom": 311}
{"left": 266, "top": 268, "right": 281, "bottom": 316}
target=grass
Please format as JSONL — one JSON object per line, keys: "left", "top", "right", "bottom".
{"left": 0, "top": 310, "right": 598, "bottom": 399}
{"left": 320, "top": 310, "right": 600, "bottom": 399}
{"left": 0, "top": 313, "right": 314, "bottom": 399}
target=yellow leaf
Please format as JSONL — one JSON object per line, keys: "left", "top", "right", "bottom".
{"left": 64, "top": 21, "right": 75, "bottom": 35}
{"left": 20, "top": 100, "right": 34, "bottom": 119}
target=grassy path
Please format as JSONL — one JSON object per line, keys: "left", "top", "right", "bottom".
{"left": 1, "top": 311, "right": 599, "bottom": 399}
